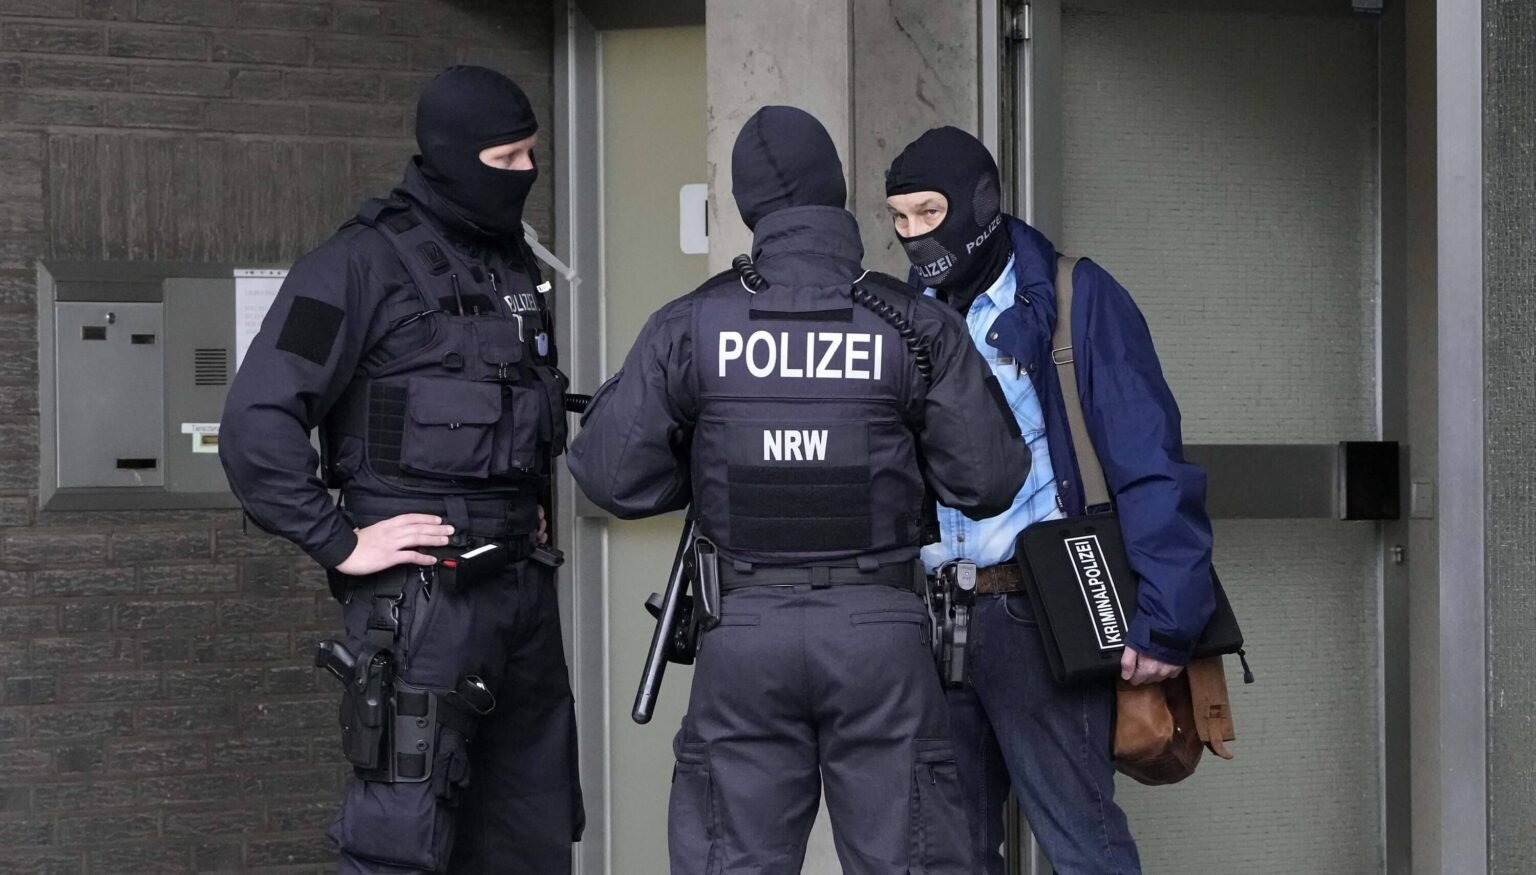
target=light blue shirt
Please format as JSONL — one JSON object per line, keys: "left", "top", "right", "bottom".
{"left": 921, "top": 256, "right": 1062, "bottom": 573}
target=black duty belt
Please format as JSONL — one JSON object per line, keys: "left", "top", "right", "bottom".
{"left": 719, "top": 562, "right": 923, "bottom": 593}
{"left": 342, "top": 492, "right": 539, "bottom": 542}
{"left": 421, "top": 535, "right": 536, "bottom": 565}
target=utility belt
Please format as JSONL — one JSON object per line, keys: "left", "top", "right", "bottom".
{"left": 341, "top": 491, "right": 541, "bottom": 541}
{"left": 718, "top": 559, "right": 925, "bottom": 594}
{"left": 420, "top": 536, "right": 564, "bottom": 592}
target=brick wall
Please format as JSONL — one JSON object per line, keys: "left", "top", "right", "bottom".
{"left": 0, "top": 1, "right": 553, "bottom": 872}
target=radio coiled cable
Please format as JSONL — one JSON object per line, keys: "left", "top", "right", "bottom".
{"left": 732, "top": 254, "right": 933, "bottom": 384}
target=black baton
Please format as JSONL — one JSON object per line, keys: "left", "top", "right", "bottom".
{"left": 632, "top": 513, "right": 699, "bottom": 724}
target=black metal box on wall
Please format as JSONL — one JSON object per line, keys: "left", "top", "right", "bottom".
{"left": 37, "top": 261, "right": 248, "bottom": 511}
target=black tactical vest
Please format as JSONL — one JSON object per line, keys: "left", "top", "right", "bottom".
{"left": 325, "top": 200, "right": 568, "bottom": 515}
{"left": 691, "top": 272, "right": 926, "bottom": 566}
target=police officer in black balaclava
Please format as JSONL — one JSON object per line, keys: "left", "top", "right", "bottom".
{"left": 885, "top": 125, "right": 1013, "bottom": 314}
{"left": 570, "top": 106, "right": 1031, "bottom": 874}
{"left": 221, "top": 66, "right": 583, "bottom": 875}
{"left": 415, "top": 65, "right": 539, "bottom": 236}
{"left": 887, "top": 126, "right": 1211, "bottom": 874}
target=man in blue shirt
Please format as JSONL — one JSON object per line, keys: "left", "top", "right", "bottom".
{"left": 885, "top": 127, "right": 1215, "bottom": 874}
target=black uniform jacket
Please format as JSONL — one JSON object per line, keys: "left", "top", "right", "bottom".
{"left": 568, "top": 205, "right": 1030, "bottom": 529}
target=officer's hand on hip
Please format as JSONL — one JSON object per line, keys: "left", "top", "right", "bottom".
{"left": 1121, "top": 646, "right": 1182, "bottom": 686}
{"left": 334, "top": 514, "right": 454, "bottom": 577}
{"left": 536, "top": 505, "right": 549, "bottom": 545}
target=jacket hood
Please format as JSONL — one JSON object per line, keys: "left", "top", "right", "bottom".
{"left": 731, "top": 105, "right": 848, "bottom": 231}
{"left": 751, "top": 205, "right": 864, "bottom": 286}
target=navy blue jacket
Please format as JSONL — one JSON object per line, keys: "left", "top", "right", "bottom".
{"left": 915, "top": 217, "right": 1215, "bottom": 665}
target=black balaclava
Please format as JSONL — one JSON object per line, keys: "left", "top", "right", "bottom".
{"left": 415, "top": 66, "right": 538, "bottom": 238}
{"left": 732, "top": 105, "right": 848, "bottom": 230}
{"left": 885, "top": 126, "right": 1011, "bottom": 311}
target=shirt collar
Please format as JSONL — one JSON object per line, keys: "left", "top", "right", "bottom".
{"left": 969, "top": 254, "right": 1018, "bottom": 317}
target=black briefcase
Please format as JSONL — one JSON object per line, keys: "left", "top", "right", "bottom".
{"left": 1013, "top": 514, "right": 1243, "bottom": 685}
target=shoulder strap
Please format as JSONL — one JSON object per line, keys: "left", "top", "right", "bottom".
{"left": 357, "top": 201, "right": 465, "bottom": 312}
{"left": 1052, "top": 256, "right": 1111, "bottom": 510}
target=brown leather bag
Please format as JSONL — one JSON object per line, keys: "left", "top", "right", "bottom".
{"left": 1113, "top": 656, "right": 1236, "bottom": 785}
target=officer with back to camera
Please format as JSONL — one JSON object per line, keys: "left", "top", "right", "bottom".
{"left": 568, "top": 105, "right": 1032, "bottom": 875}
{"left": 220, "top": 66, "right": 582, "bottom": 875}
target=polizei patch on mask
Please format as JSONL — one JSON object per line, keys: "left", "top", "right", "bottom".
{"left": 916, "top": 253, "right": 956, "bottom": 281}
{"left": 1065, "top": 534, "right": 1127, "bottom": 650}
{"left": 717, "top": 330, "right": 885, "bottom": 380}
{"left": 965, "top": 214, "right": 1003, "bottom": 254}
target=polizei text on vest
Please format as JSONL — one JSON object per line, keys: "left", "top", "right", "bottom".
{"left": 718, "top": 330, "right": 886, "bottom": 380}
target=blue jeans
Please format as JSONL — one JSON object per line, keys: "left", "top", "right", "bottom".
{"left": 947, "top": 592, "right": 1141, "bottom": 874}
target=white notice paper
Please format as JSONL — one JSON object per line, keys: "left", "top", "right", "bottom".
{"left": 679, "top": 183, "right": 709, "bottom": 255}
{"left": 234, "top": 268, "right": 288, "bottom": 370}
{"left": 180, "top": 422, "right": 220, "bottom": 454}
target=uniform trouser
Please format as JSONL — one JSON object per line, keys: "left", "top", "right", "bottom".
{"left": 668, "top": 583, "right": 974, "bottom": 875}
{"left": 948, "top": 592, "right": 1140, "bottom": 875}
{"left": 325, "top": 559, "right": 584, "bottom": 875}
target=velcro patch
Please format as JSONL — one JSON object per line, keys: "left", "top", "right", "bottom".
{"left": 749, "top": 307, "right": 854, "bottom": 322}
{"left": 383, "top": 212, "right": 420, "bottom": 233}
{"left": 416, "top": 242, "right": 450, "bottom": 275}
{"left": 276, "top": 296, "right": 344, "bottom": 366}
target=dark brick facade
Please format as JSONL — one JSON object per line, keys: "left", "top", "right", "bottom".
{"left": 0, "top": 1, "right": 554, "bottom": 871}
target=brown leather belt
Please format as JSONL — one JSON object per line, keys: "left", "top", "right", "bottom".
{"left": 974, "top": 562, "right": 1026, "bottom": 595}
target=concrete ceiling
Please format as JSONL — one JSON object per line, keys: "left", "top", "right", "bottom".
{"left": 1064, "top": 0, "right": 1368, "bottom": 15}
{"left": 572, "top": 0, "right": 1363, "bottom": 31}
{"left": 577, "top": 0, "right": 703, "bottom": 30}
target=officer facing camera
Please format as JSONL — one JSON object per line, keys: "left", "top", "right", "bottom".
{"left": 220, "top": 66, "right": 582, "bottom": 875}
{"left": 886, "top": 125, "right": 1215, "bottom": 874}
{"left": 569, "top": 104, "right": 1031, "bottom": 875}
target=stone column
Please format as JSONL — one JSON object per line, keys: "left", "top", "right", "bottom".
{"left": 707, "top": 0, "right": 979, "bottom": 277}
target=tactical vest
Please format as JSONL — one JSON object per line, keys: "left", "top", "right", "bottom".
{"left": 325, "top": 200, "right": 568, "bottom": 509}
{"left": 691, "top": 272, "right": 926, "bottom": 565}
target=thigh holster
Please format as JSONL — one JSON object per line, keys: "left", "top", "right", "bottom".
{"left": 331, "top": 641, "right": 496, "bottom": 788}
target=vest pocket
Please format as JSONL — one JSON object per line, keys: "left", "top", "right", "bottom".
{"left": 491, "top": 384, "right": 544, "bottom": 475}
{"left": 399, "top": 377, "right": 501, "bottom": 480}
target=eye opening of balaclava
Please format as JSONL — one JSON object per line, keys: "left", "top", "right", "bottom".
{"left": 415, "top": 65, "right": 539, "bottom": 238}
{"left": 731, "top": 105, "right": 848, "bottom": 231}
{"left": 885, "top": 126, "right": 1010, "bottom": 309}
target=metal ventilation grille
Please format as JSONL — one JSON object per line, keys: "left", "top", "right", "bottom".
{"left": 194, "top": 348, "right": 229, "bottom": 387}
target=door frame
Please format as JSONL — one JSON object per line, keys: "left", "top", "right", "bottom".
{"left": 997, "top": 2, "right": 1414, "bottom": 871}
{"left": 554, "top": 4, "right": 609, "bottom": 872}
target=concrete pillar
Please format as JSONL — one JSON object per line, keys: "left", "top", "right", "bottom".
{"left": 705, "top": 0, "right": 854, "bottom": 274}
{"left": 703, "top": 2, "right": 981, "bottom": 870}
{"left": 707, "top": 0, "right": 980, "bottom": 277}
